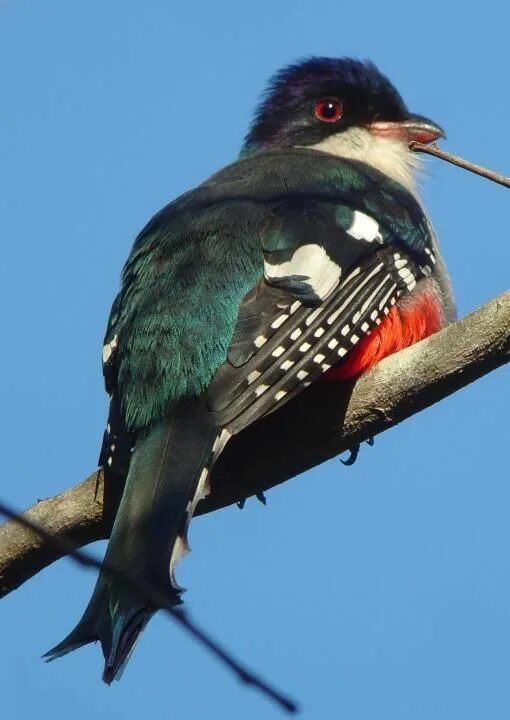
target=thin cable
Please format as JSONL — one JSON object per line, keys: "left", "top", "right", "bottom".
{"left": 0, "top": 499, "right": 298, "bottom": 714}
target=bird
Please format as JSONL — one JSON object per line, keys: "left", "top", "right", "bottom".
{"left": 44, "top": 56, "right": 455, "bottom": 682}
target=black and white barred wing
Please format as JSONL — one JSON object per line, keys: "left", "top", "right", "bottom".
{"left": 208, "top": 212, "right": 424, "bottom": 434}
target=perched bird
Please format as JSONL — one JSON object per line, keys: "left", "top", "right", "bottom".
{"left": 45, "top": 57, "right": 454, "bottom": 681}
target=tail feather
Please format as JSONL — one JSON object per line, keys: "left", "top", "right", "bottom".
{"left": 44, "top": 398, "right": 221, "bottom": 682}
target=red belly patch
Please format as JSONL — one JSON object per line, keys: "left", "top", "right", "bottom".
{"left": 324, "top": 290, "right": 445, "bottom": 382}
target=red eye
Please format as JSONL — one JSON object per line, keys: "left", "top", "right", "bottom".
{"left": 314, "top": 98, "right": 343, "bottom": 123}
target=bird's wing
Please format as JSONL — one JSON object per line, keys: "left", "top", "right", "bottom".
{"left": 207, "top": 192, "right": 434, "bottom": 432}
{"left": 99, "top": 150, "right": 436, "bottom": 451}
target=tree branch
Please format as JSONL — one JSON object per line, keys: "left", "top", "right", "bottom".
{"left": 1, "top": 290, "right": 510, "bottom": 599}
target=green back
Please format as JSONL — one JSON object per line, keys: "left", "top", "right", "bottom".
{"left": 106, "top": 148, "right": 431, "bottom": 431}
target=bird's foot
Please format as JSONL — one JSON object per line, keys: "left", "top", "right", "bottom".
{"left": 237, "top": 491, "right": 267, "bottom": 509}
{"left": 340, "top": 437, "right": 374, "bottom": 466}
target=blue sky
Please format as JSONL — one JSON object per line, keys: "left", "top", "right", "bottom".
{"left": 1, "top": 1, "right": 510, "bottom": 718}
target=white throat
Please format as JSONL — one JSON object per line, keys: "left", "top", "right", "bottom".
{"left": 304, "top": 126, "right": 422, "bottom": 196}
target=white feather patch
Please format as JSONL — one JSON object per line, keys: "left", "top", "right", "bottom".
{"left": 102, "top": 335, "right": 118, "bottom": 364}
{"left": 346, "top": 211, "right": 383, "bottom": 243}
{"left": 265, "top": 244, "right": 341, "bottom": 300}
{"left": 302, "top": 127, "right": 422, "bottom": 196}
{"left": 168, "top": 424, "right": 232, "bottom": 592}
{"left": 247, "top": 369, "right": 262, "bottom": 384}
{"left": 169, "top": 534, "right": 189, "bottom": 590}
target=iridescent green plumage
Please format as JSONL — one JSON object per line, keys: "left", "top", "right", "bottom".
{"left": 43, "top": 54, "right": 452, "bottom": 684}
{"left": 46, "top": 149, "right": 436, "bottom": 681}
{"left": 107, "top": 149, "right": 430, "bottom": 432}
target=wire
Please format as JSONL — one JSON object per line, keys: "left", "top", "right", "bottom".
{"left": 0, "top": 498, "right": 298, "bottom": 714}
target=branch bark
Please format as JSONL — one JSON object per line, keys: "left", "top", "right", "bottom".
{"left": 1, "top": 290, "right": 510, "bottom": 599}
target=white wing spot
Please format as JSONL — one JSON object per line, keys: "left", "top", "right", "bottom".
{"left": 299, "top": 342, "right": 311, "bottom": 352}
{"left": 321, "top": 363, "right": 332, "bottom": 372}
{"left": 254, "top": 335, "right": 267, "bottom": 348}
{"left": 351, "top": 334, "right": 360, "bottom": 344}
{"left": 341, "top": 325, "right": 350, "bottom": 337}
{"left": 290, "top": 328, "right": 302, "bottom": 341}
{"left": 255, "top": 384, "right": 269, "bottom": 397}
{"left": 247, "top": 370, "right": 262, "bottom": 385}
{"left": 425, "top": 248, "right": 436, "bottom": 264}
{"left": 290, "top": 301, "right": 301, "bottom": 314}
{"left": 328, "top": 338, "right": 339, "bottom": 350}
{"left": 271, "top": 314, "right": 288, "bottom": 329}
{"left": 313, "top": 353, "right": 326, "bottom": 364}
{"left": 337, "top": 347, "right": 347, "bottom": 357}
{"left": 305, "top": 308, "right": 322, "bottom": 326}
{"left": 401, "top": 269, "right": 416, "bottom": 289}
{"left": 361, "top": 322, "right": 369, "bottom": 333}
{"left": 297, "top": 370, "right": 309, "bottom": 380}
{"left": 347, "top": 210, "right": 383, "bottom": 243}
{"left": 280, "top": 359, "right": 294, "bottom": 371}
{"left": 314, "top": 327, "right": 325, "bottom": 338}
{"left": 379, "top": 284, "right": 398, "bottom": 311}
{"left": 327, "top": 307, "right": 342, "bottom": 325}
{"left": 272, "top": 346, "right": 285, "bottom": 358}
{"left": 275, "top": 390, "right": 287, "bottom": 401}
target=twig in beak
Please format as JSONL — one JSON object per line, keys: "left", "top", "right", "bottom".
{"left": 410, "top": 141, "right": 510, "bottom": 190}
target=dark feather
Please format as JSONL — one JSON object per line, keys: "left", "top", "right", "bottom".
{"left": 45, "top": 399, "right": 220, "bottom": 682}
{"left": 208, "top": 246, "right": 420, "bottom": 432}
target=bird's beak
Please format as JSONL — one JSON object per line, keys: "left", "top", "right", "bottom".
{"left": 369, "top": 113, "right": 446, "bottom": 145}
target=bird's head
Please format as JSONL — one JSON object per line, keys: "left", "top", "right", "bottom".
{"left": 242, "top": 57, "right": 445, "bottom": 192}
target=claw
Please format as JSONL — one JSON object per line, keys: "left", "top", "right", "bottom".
{"left": 237, "top": 499, "right": 246, "bottom": 510}
{"left": 340, "top": 444, "right": 360, "bottom": 466}
{"left": 341, "top": 436, "right": 375, "bottom": 466}
{"left": 256, "top": 491, "right": 267, "bottom": 506}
